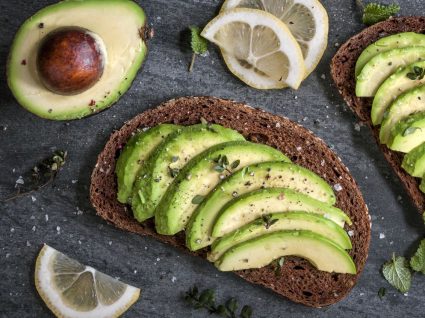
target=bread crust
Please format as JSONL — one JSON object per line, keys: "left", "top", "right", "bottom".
{"left": 331, "top": 17, "right": 425, "bottom": 214}
{"left": 90, "top": 96, "right": 370, "bottom": 307}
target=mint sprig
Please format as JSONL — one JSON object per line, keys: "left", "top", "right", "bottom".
{"left": 410, "top": 239, "right": 425, "bottom": 274}
{"left": 382, "top": 254, "right": 412, "bottom": 293}
{"left": 356, "top": 1, "right": 400, "bottom": 26}
{"left": 189, "top": 26, "right": 208, "bottom": 72}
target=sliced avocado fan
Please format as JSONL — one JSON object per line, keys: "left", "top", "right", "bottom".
{"left": 131, "top": 124, "right": 244, "bottom": 222}
{"left": 186, "top": 161, "right": 337, "bottom": 251}
{"left": 154, "top": 140, "right": 289, "bottom": 235}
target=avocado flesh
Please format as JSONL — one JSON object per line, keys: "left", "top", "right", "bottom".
{"left": 371, "top": 61, "right": 425, "bottom": 125}
{"left": 131, "top": 124, "right": 244, "bottom": 222}
{"left": 355, "top": 32, "right": 425, "bottom": 77}
{"left": 209, "top": 212, "right": 352, "bottom": 262}
{"left": 212, "top": 187, "right": 351, "bottom": 238}
{"left": 402, "top": 142, "right": 425, "bottom": 177}
{"left": 388, "top": 112, "right": 425, "bottom": 153}
{"left": 7, "top": 0, "right": 147, "bottom": 120}
{"left": 154, "top": 141, "right": 289, "bottom": 235}
{"left": 356, "top": 46, "right": 425, "bottom": 97}
{"left": 115, "top": 124, "right": 180, "bottom": 204}
{"left": 380, "top": 85, "right": 425, "bottom": 144}
{"left": 215, "top": 230, "right": 356, "bottom": 274}
{"left": 186, "top": 161, "right": 336, "bottom": 251}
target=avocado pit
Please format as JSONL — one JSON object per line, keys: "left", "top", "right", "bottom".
{"left": 37, "top": 27, "right": 106, "bottom": 95}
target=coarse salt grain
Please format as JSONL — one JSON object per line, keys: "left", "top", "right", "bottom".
{"left": 334, "top": 183, "right": 343, "bottom": 192}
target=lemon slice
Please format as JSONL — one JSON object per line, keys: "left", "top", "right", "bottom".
{"left": 35, "top": 244, "right": 140, "bottom": 318}
{"left": 221, "top": 0, "right": 328, "bottom": 78}
{"left": 201, "top": 8, "right": 305, "bottom": 89}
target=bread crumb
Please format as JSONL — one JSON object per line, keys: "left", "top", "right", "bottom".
{"left": 296, "top": 146, "right": 302, "bottom": 151}
{"left": 275, "top": 122, "right": 281, "bottom": 128}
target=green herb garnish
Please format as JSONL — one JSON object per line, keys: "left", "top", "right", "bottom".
{"left": 274, "top": 257, "right": 285, "bottom": 276}
{"left": 407, "top": 66, "right": 425, "bottom": 80}
{"left": 357, "top": 1, "right": 400, "bottom": 26}
{"left": 262, "top": 214, "right": 278, "bottom": 229}
{"left": 1, "top": 150, "right": 67, "bottom": 202}
{"left": 378, "top": 287, "right": 386, "bottom": 299}
{"left": 189, "top": 26, "right": 208, "bottom": 72}
{"left": 410, "top": 239, "right": 425, "bottom": 274}
{"left": 403, "top": 126, "right": 422, "bottom": 137}
{"left": 184, "top": 286, "right": 253, "bottom": 317}
{"left": 382, "top": 253, "right": 411, "bottom": 293}
{"left": 192, "top": 195, "right": 205, "bottom": 205}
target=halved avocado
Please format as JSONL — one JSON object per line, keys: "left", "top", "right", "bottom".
{"left": 8, "top": 0, "right": 148, "bottom": 120}
{"left": 209, "top": 212, "right": 352, "bottom": 262}
{"left": 371, "top": 61, "right": 425, "bottom": 125}
{"left": 402, "top": 142, "right": 425, "bottom": 177}
{"left": 186, "top": 161, "right": 336, "bottom": 251}
{"left": 356, "top": 46, "right": 425, "bottom": 97}
{"left": 131, "top": 124, "right": 244, "bottom": 222}
{"left": 212, "top": 187, "right": 351, "bottom": 238}
{"left": 115, "top": 124, "right": 180, "bottom": 204}
{"left": 215, "top": 230, "right": 356, "bottom": 274}
{"left": 155, "top": 141, "right": 289, "bottom": 235}
{"left": 387, "top": 112, "right": 425, "bottom": 153}
{"left": 355, "top": 32, "right": 425, "bottom": 77}
{"left": 380, "top": 85, "right": 425, "bottom": 144}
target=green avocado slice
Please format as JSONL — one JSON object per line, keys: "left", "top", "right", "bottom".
{"left": 212, "top": 187, "right": 351, "bottom": 238}
{"left": 371, "top": 61, "right": 425, "bottom": 125}
{"left": 186, "top": 161, "right": 336, "bottom": 251}
{"left": 356, "top": 46, "right": 425, "bottom": 97}
{"left": 355, "top": 32, "right": 425, "bottom": 77}
{"left": 7, "top": 0, "right": 148, "bottom": 120}
{"left": 131, "top": 124, "right": 244, "bottom": 222}
{"left": 209, "top": 212, "right": 352, "bottom": 262}
{"left": 380, "top": 85, "right": 425, "bottom": 144}
{"left": 215, "top": 230, "right": 356, "bottom": 274}
{"left": 155, "top": 141, "right": 289, "bottom": 235}
{"left": 115, "top": 124, "right": 180, "bottom": 204}
{"left": 402, "top": 142, "right": 425, "bottom": 177}
{"left": 387, "top": 112, "right": 425, "bottom": 153}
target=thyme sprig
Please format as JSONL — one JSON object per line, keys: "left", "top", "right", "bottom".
{"left": 1, "top": 150, "right": 67, "bottom": 202}
{"left": 184, "top": 286, "right": 253, "bottom": 318}
{"left": 213, "top": 155, "right": 240, "bottom": 174}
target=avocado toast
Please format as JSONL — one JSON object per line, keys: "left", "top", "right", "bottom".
{"left": 90, "top": 96, "right": 370, "bottom": 307}
{"left": 331, "top": 17, "right": 425, "bottom": 214}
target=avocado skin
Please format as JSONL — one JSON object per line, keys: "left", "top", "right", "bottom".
{"left": 371, "top": 61, "right": 425, "bottom": 125}
{"left": 380, "top": 85, "right": 425, "bottom": 144}
{"left": 131, "top": 124, "right": 244, "bottom": 223}
{"left": 7, "top": 0, "right": 148, "bottom": 120}
{"left": 402, "top": 142, "right": 425, "bottom": 177}
{"left": 355, "top": 32, "right": 425, "bottom": 77}
{"left": 186, "top": 161, "right": 337, "bottom": 251}
{"left": 388, "top": 112, "right": 425, "bottom": 153}
{"left": 209, "top": 211, "right": 352, "bottom": 262}
{"left": 215, "top": 230, "right": 356, "bottom": 274}
{"left": 154, "top": 141, "right": 289, "bottom": 235}
{"left": 115, "top": 124, "right": 180, "bottom": 204}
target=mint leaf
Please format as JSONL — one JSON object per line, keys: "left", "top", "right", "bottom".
{"left": 362, "top": 3, "right": 400, "bottom": 26}
{"left": 382, "top": 254, "right": 411, "bottom": 293}
{"left": 188, "top": 26, "right": 208, "bottom": 72}
{"left": 410, "top": 239, "right": 425, "bottom": 274}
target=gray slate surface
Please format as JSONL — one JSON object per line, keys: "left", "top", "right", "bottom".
{"left": 1, "top": 0, "right": 425, "bottom": 317}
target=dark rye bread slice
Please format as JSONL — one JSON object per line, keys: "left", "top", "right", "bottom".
{"left": 331, "top": 16, "right": 425, "bottom": 214}
{"left": 90, "top": 96, "right": 370, "bottom": 307}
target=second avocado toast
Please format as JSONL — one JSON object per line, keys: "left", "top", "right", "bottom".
{"left": 90, "top": 96, "right": 371, "bottom": 307}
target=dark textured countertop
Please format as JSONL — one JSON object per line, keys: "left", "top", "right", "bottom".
{"left": 1, "top": 0, "right": 425, "bottom": 317}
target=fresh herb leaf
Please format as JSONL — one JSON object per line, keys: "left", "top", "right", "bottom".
{"left": 378, "top": 287, "right": 386, "bottom": 300}
{"left": 262, "top": 214, "right": 278, "bottom": 229}
{"left": 1, "top": 150, "right": 67, "bottom": 202}
{"left": 382, "top": 254, "right": 412, "bottom": 293}
{"left": 407, "top": 66, "right": 425, "bottom": 80}
{"left": 403, "top": 126, "right": 422, "bottom": 137}
{"left": 274, "top": 257, "right": 285, "bottom": 276}
{"left": 410, "top": 239, "right": 425, "bottom": 274}
{"left": 189, "top": 25, "right": 208, "bottom": 72}
{"left": 192, "top": 195, "right": 205, "bottom": 204}
{"left": 230, "top": 160, "right": 241, "bottom": 170}
{"left": 214, "top": 165, "right": 226, "bottom": 173}
{"left": 240, "top": 305, "right": 253, "bottom": 318}
{"left": 360, "top": 2, "right": 400, "bottom": 26}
